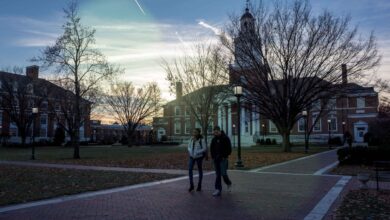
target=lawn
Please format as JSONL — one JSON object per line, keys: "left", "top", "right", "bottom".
{"left": 0, "top": 145, "right": 330, "bottom": 170}
{"left": 0, "top": 165, "right": 179, "bottom": 206}
{"left": 333, "top": 189, "right": 390, "bottom": 220}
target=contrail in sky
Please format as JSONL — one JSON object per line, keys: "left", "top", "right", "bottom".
{"left": 175, "top": 31, "right": 190, "bottom": 48}
{"left": 198, "top": 21, "right": 221, "bottom": 35}
{"left": 134, "top": 0, "right": 146, "bottom": 15}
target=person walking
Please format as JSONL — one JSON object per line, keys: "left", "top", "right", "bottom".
{"left": 187, "top": 128, "right": 207, "bottom": 192}
{"left": 210, "top": 126, "right": 232, "bottom": 197}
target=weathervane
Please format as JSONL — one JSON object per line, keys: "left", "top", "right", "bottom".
{"left": 246, "top": 0, "right": 250, "bottom": 9}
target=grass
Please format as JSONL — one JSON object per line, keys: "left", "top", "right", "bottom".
{"left": 0, "top": 144, "right": 330, "bottom": 170}
{"left": 333, "top": 189, "right": 390, "bottom": 220}
{"left": 0, "top": 164, "right": 179, "bottom": 206}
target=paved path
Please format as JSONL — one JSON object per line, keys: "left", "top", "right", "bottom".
{"left": 0, "top": 149, "right": 348, "bottom": 220}
{"left": 0, "top": 160, "right": 188, "bottom": 175}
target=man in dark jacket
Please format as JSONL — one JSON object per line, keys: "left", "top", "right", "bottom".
{"left": 210, "top": 126, "right": 232, "bottom": 196}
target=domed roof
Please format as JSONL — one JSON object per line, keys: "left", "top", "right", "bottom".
{"left": 241, "top": 8, "right": 254, "bottom": 20}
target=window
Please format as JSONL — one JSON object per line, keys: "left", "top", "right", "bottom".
{"left": 55, "top": 103, "right": 61, "bottom": 111}
{"left": 185, "top": 107, "right": 190, "bottom": 117}
{"left": 174, "top": 120, "right": 181, "bottom": 134}
{"left": 13, "top": 82, "right": 18, "bottom": 92}
{"left": 312, "top": 100, "right": 321, "bottom": 110}
{"left": 27, "top": 84, "right": 33, "bottom": 94}
{"left": 40, "top": 114, "right": 47, "bottom": 137}
{"left": 245, "top": 108, "right": 250, "bottom": 133}
{"left": 185, "top": 120, "right": 191, "bottom": 134}
{"left": 269, "top": 121, "right": 277, "bottom": 133}
{"left": 328, "top": 99, "right": 336, "bottom": 110}
{"left": 41, "top": 101, "right": 48, "bottom": 110}
{"left": 10, "top": 122, "right": 18, "bottom": 137}
{"left": 174, "top": 106, "right": 181, "bottom": 116}
{"left": 312, "top": 113, "right": 321, "bottom": 132}
{"left": 327, "top": 115, "right": 337, "bottom": 132}
{"left": 298, "top": 118, "right": 306, "bottom": 132}
{"left": 357, "top": 97, "right": 365, "bottom": 108}
{"left": 40, "top": 115, "right": 47, "bottom": 125}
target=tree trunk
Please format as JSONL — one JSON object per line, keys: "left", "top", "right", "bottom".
{"left": 127, "top": 130, "right": 133, "bottom": 147}
{"left": 282, "top": 131, "right": 291, "bottom": 152}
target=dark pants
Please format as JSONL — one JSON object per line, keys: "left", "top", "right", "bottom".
{"left": 214, "top": 158, "right": 232, "bottom": 190}
{"left": 189, "top": 157, "right": 204, "bottom": 187}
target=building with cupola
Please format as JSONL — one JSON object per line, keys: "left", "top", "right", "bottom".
{"left": 153, "top": 4, "right": 378, "bottom": 146}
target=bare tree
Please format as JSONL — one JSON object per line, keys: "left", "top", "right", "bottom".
{"left": 162, "top": 43, "right": 231, "bottom": 145}
{"left": 0, "top": 67, "right": 46, "bottom": 146}
{"left": 223, "top": 0, "right": 380, "bottom": 152}
{"left": 104, "top": 81, "right": 161, "bottom": 147}
{"left": 32, "top": 2, "right": 118, "bottom": 158}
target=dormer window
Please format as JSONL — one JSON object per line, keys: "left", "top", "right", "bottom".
{"left": 13, "top": 82, "right": 18, "bottom": 92}
{"left": 27, "top": 84, "right": 33, "bottom": 94}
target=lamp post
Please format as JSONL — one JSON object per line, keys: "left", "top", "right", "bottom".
{"left": 232, "top": 124, "right": 236, "bottom": 148}
{"left": 342, "top": 121, "right": 346, "bottom": 134}
{"left": 31, "top": 107, "right": 38, "bottom": 160}
{"left": 327, "top": 119, "right": 331, "bottom": 149}
{"left": 302, "top": 110, "right": 308, "bottom": 153}
{"left": 262, "top": 123, "right": 265, "bottom": 140}
{"left": 233, "top": 85, "right": 243, "bottom": 167}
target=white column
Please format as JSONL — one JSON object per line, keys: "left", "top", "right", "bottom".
{"left": 218, "top": 106, "right": 222, "bottom": 129}
{"left": 227, "top": 103, "right": 232, "bottom": 137}
{"left": 241, "top": 105, "right": 245, "bottom": 134}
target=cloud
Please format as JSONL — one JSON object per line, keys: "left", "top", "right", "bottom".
{"left": 198, "top": 20, "right": 222, "bottom": 35}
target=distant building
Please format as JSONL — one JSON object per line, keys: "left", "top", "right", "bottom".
{"left": 90, "top": 120, "right": 153, "bottom": 145}
{"left": 153, "top": 6, "right": 379, "bottom": 146}
{"left": 0, "top": 65, "right": 91, "bottom": 144}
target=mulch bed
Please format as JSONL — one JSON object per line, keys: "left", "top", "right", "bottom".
{"left": 330, "top": 164, "right": 376, "bottom": 176}
{"left": 333, "top": 189, "right": 390, "bottom": 220}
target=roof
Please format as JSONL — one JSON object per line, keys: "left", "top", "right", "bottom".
{"left": 241, "top": 8, "right": 254, "bottom": 20}
{"left": 0, "top": 71, "right": 90, "bottom": 104}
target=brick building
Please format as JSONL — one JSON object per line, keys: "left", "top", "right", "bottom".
{"left": 0, "top": 65, "right": 91, "bottom": 144}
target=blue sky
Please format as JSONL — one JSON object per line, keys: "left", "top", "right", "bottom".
{"left": 1, "top": 0, "right": 390, "bottom": 100}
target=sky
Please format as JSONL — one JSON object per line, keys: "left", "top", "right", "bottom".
{"left": 1, "top": 0, "right": 390, "bottom": 102}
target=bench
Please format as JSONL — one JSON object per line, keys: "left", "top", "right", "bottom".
{"left": 374, "top": 161, "right": 390, "bottom": 190}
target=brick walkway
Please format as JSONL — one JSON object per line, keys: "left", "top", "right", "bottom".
{"left": 0, "top": 149, "right": 348, "bottom": 220}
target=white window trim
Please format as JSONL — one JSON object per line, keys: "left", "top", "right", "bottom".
{"left": 328, "top": 115, "right": 338, "bottom": 132}
{"left": 184, "top": 120, "right": 191, "bottom": 134}
{"left": 174, "top": 120, "right": 181, "bottom": 135}
{"left": 298, "top": 118, "right": 306, "bottom": 133}
{"left": 40, "top": 114, "right": 48, "bottom": 137}
{"left": 174, "top": 106, "right": 181, "bottom": 116}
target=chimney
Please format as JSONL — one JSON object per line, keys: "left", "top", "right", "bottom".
{"left": 26, "top": 65, "right": 39, "bottom": 79}
{"left": 176, "top": 82, "right": 182, "bottom": 99}
{"left": 341, "top": 64, "right": 347, "bottom": 84}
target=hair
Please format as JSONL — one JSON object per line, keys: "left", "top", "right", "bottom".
{"left": 213, "top": 126, "right": 221, "bottom": 131}
{"left": 194, "top": 128, "right": 203, "bottom": 139}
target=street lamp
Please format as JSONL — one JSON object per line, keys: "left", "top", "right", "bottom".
{"left": 302, "top": 110, "right": 308, "bottom": 153}
{"left": 262, "top": 123, "right": 265, "bottom": 140}
{"left": 31, "top": 107, "right": 38, "bottom": 160}
{"left": 233, "top": 85, "right": 243, "bottom": 168}
{"left": 232, "top": 124, "right": 236, "bottom": 148}
{"left": 342, "top": 121, "right": 346, "bottom": 134}
{"left": 327, "top": 119, "right": 331, "bottom": 149}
